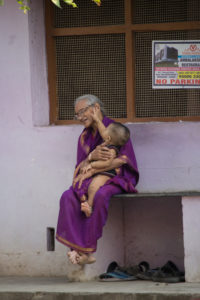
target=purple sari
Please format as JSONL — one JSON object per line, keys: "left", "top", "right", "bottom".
{"left": 56, "top": 116, "right": 139, "bottom": 253}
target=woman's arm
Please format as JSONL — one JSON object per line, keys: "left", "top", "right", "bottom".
{"left": 90, "top": 157, "right": 126, "bottom": 175}
{"left": 89, "top": 148, "right": 116, "bottom": 169}
{"left": 88, "top": 143, "right": 115, "bottom": 162}
{"left": 90, "top": 157, "right": 114, "bottom": 169}
{"left": 75, "top": 149, "right": 115, "bottom": 185}
{"left": 77, "top": 157, "right": 126, "bottom": 188}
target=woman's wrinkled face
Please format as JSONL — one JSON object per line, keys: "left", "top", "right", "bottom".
{"left": 75, "top": 99, "right": 94, "bottom": 128}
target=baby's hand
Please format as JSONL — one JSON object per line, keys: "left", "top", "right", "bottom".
{"left": 91, "top": 106, "right": 100, "bottom": 121}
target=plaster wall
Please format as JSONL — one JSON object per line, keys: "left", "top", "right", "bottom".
{"left": 124, "top": 196, "right": 184, "bottom": 272}
{"left": 182, "top": 197, "right": 200, "bottom": 282}
{"left": 0, "top": 0, "right": 200, "bottom": 277}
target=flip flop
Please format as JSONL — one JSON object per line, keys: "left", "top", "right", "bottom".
{"left": 99, "top": 261, "right": 137, "bottom": 281}
{"left": 106, "top": 261, "right": 119, "bottom": 273}
{"left": 99, "top": 270, "right": 137, "bottom": 282}
{"left": 104, "top": 261, "right": 148, "bottom": 280}
{"left": 106, "top": 261, "right": 141, "bottom": 275}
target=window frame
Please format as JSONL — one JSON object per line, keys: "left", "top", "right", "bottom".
{"left": 45, "top": 0, "right": 200, "bottom": 125}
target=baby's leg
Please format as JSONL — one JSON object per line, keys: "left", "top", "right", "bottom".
{"left": 73, "top": 176, "right": 93, "bottom": 202}
{"left": 81, "top": 175, "right": 110, "bottom": 217}
{"left": 88, "top": 175, "right": 110, "bottom": 207}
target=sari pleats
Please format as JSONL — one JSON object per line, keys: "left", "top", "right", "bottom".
{"left": 56, "top": 116, "right": 139, "bottom": 253}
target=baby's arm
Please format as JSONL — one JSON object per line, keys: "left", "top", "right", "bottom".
{"left": 95, "top": 119, "right": 108, "bottom": 142}
{"left": 92, "top": 107, "right": 109, "bottom": 142}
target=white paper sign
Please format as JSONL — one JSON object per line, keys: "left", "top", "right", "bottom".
{"left": 152, "top": 41, "right": 200, "bottom": 89}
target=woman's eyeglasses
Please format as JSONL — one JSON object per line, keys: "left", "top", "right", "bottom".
{"left": 74, "top": 105, "right": 93, "bottom": 120}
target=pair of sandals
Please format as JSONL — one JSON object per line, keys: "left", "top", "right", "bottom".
{"left": 136, "top": 260, "right": 185, "bottom": 283}
{"left": 99, "top": 261, "right": 185, "bottom": 283}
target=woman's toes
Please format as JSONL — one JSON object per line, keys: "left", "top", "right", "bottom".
{"left": 77, "top": 253, "right": 96, "bottom": 265}
{"left": 68, "top": 250, "right": 79, "bottom": 264}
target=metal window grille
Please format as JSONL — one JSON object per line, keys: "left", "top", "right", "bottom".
{"left": 55, "top": 34, "right": 127, "bottom": 120}
{"left": 54, "top": 0, "right": 125, "bottom": 28}
{"left": 133, "top": 0, "right": 200, "bottom": 24}
{"left": 135, "top": 30, "right": 200, "bottom": 118}
{"left": 48, "top": 0, "right": 200, "bottom": 122}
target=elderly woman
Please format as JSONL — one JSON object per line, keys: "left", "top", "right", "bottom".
{"left": 56, "top": 94, "right": 139, "bottom": 265}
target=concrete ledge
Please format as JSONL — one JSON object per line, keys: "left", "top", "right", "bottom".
{"left": 113, "top": 191, "right": 200, "bottom": 198}
{"left": 1, "top": 277, "right": 200, "bottom": 300}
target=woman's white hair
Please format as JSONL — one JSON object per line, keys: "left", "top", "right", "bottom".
{"left": 74, "top": 94, "right": 106, "bottom": 115}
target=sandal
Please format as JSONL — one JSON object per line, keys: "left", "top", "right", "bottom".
{"left": 152, "top": 261, "right": 185, "bottom": 283}
{"left": 99, "top": 270, "right": 137, "bottom": 281}
{"left": 99, "top": 261, "right": 138, "bottom": 281}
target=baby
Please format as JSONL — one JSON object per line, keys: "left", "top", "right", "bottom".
{"left": 74, "top": 108, "right": 130, "bottom": 217}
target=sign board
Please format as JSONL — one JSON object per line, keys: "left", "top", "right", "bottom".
{"left": 152, "top": 41, "right": 200, "bottom": 89}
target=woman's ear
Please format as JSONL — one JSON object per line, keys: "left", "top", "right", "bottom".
{"left": 105, "top": 135, "right": 111, "bottom": 144}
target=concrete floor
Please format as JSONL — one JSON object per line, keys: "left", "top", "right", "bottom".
{"left": 0, "top": 277, "right": 200, "bottom": 300}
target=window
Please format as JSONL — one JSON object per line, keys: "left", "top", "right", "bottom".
{"left": 45, "top": 0, "right": 200, "bottom": 124}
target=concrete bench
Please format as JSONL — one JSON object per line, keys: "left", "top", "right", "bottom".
{"left": 78, "top": 191, "right": 200, "bottom": 282}
{"left": 75, "top": 191, "right": 200, "bottom": 282}
{"left": 112, "top": 191, "right": 200, "bottom": 283}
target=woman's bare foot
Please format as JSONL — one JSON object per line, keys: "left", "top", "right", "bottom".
{"left": 67, "top": 250, "right": 80, "bottom": 264}
{"left": 81, "top": 202, "right": 92, "bottom": 217}
{"left": 77, "top": 253, "right": 96, "bottom": 265}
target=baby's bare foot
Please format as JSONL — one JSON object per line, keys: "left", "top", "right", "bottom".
{"left": 80, "top": 195, "right": 87, "bottom": 202}
{"left": 81, "top": 202, "right": 92, "bottom": 217}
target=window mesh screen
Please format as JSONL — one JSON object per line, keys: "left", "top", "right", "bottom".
{"left": 54, "top": 0, "right": 124, "bottom": 28}
{"left": 133, "top": 0, "right": 200, "bottom": 24}
{"left": 55, "top": 34, "right": 126, "bottom": 120}
{"left": 135, "top": 30, "right": 200, "bottom": 118}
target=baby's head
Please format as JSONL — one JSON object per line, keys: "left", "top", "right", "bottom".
{"left": 106, "top": 122, "right": 130, "bottom": 147}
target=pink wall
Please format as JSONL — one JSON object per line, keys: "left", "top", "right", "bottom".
{"left": 128, "top": 122, "right": 200, "bottom": 193}
{"left": 0, "top": 0, "right": 200, "bottom": 278}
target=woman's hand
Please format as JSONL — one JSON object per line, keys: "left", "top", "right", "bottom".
{"left": 78, "top": 169, "right": 94, "bottom": 188}
{"left": 73, "top": 169, "right": 94, "bottom": 189}
{"left": 81, "top": 163, "right": 92, "bottom": 174}
{"left": 90, "top": 143, "right": 115, "bottom": 161}
{"left": 79, "top": 160, "right": 90, "bottom": 174}
{"left": 72, "top": 174, "right": 80, "bottom": 188}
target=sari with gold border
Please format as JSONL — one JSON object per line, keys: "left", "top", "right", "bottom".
{"left": 56, "top": 116, "right": 139, "bottom": 253}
